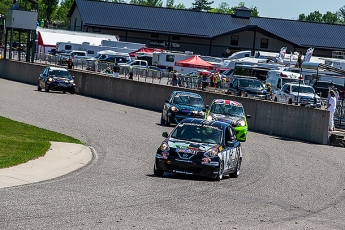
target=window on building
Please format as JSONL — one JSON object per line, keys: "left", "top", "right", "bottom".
{"left": 166, "top": 55, "right": 174, "bottom": 62}
{"left": 65, "top": 45, "right": 72, "bottom": 50}
{"left": 172, "top": 35, "right": 180, "bottom": 40}
{"left": 151, "top": 33, "right": 159, "bottom": 38}
{"left": 231, "top": 35, "right": 239, "bottom": 46}
{"left": 260, "top": 38, "right": 269, "bottom": 49}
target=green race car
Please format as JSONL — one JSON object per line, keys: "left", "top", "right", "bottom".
{"left": 204, "top": 99, "right": 250, "bottom": 141}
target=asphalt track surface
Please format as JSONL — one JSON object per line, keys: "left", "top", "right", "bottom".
{"left": 0, "top": 78, "right": 345, "bottom": 230}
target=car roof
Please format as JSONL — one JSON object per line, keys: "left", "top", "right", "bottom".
{"left": 48, "top": 66, "right": 69, "bottom": 71}
{"left": 212, "top": 99, "right": 243, "bottom": 107}
{"left": 179, "top": 118, "right": 230, "bottom": 129}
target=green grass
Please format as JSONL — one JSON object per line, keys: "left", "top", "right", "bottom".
{"left": 0, "top": 116, "right": 83, "bottom": 169}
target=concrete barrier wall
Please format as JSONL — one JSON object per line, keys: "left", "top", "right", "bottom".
{"left": 0, "top": 60, "right": 329, "bottom": 144}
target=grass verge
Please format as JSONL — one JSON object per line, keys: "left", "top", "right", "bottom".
{"left": 0, "top": 116, "right": 83, "bottom": 169}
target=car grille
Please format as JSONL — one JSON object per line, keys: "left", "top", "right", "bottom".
{"left": 300, "top": 97, "right": 314, "bottom": 104}
{"left": 166, "top": 164, "right": 204, "bottom": 174}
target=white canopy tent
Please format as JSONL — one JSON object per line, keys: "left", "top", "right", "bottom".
{"left": 36, "top": 27, "right": 119, "bottom": 55}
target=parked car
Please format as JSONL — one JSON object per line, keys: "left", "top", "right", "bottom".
{"left": 274, "top": 83, "right": 320, "bottom": 106}
{"left": 205, "top": 99, "right": 250, "bottom": 142}
{"left": 160, "top": 91, "right": 205, "bottom": 126}
{"left": 227, "top": 77, "right": 270, "bottom": 99}
{"left": 38, "top": 66, "right": 75, "bottom": 94}
{"left": 309, "top": 80, "right": 345, "bottom": 98}
{"left": 154, "top": 118, "right": 242, "bottom": 180}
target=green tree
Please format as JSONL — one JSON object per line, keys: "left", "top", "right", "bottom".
{"left": 0, "top": 0, "right": 15, "bottom": 16}
{"left": 37, "top": 0, "right": 59, "bottom": 22}
{"left": 298, "top": 13, "right": 307, "bottom": 21}
{"left": 51, "top": 0, "right": 73, "bottom": 29}
{"left": 175, "top": 3, "right": 186, "bottom": 9}
{"left": 337, "top": 5, "right": 345, "bottom": 23}
{"left": 166, "top": 0, "right": 174, "bottom": 8}
{"left": 191, "top": 0, "right": 214, "bottom": 11}
{"left": 322, "top": 11, "right": 339, "bottom": 24}
{"left": 208, "top": 2, "right": 231, "bottom": 14}
{"left": 130, "top": 0, "right": 163, "bottom": 7}
{"left": 305, "top": 11, "right": 323, "bottom": 23}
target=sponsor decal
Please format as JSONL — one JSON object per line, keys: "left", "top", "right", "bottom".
{"left": 173, "top": 170, "right": 193, "bottom": 175}
{"left": 219, "top": 146, "right": 223, "bottom": 151}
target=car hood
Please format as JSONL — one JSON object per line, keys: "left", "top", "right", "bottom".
{"left": 239, "top": 87, "right": 267, "bottom": 94}
{"left": 173, "top": 104, "right": 204, "bottom": 112}
{"left": 210, "top": 113, "right": 245, "bottom": 126}
{"left": 290, "top": 92, "right": 320, "bottom": 98}
{"left": 168, "top": 138, "right": 216, "bottom": 153}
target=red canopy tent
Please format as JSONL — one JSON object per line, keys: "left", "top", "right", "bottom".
{"left": 174, "top": 55, "right": 216, "bottom": 70}
{"left": 129, "top": 47, "right": 165, "bottom": 57}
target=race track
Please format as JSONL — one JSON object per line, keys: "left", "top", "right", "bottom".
{"left": 0, "top": 78, "right": 344, "bottom": 230}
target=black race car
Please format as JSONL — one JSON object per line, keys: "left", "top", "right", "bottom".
{"left": 227, "top": 77, "right": 270, "bottom": 99}
{"left": 38, "top": 66, "right": 76, "bottom": 94}
{"left": 154, "top": 118, "right": 242, "bottom": 180}
{"left": 160, "top": 91, "right": 205, "bottom": 126}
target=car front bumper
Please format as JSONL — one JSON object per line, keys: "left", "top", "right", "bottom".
{"left": 47, "top": 82, "right": 75, "bottom": 92}
{"left": 155, "top": 157, "right": 220, "bottom": 178}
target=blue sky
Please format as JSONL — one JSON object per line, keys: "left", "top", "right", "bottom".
{"left": 61, "top": 0, "right": 344, "bottom": 20}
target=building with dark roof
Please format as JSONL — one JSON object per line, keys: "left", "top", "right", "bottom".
{"left": 68, "top": 0, "right": 345, "bottom": 58}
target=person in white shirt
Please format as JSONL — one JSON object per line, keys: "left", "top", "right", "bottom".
{"left": 326, "top": 90, "right": 336, "bottom": 131}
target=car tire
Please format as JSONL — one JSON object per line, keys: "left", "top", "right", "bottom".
{"left": 215, "top": 160, "right": 224, "bottom": 181}
{"left": 230, "top": 158, "right": 241, "bottom": 178}
{"left": 45, "top": 87, "right": 49, "bottom": 92}
{"left": 164, "top": 112, "right": 170, "bottom": 126}
{"left": 37, "top": 83, "right": 42, "bottom": 91}
{"left": 160, "top": 113, "right": 164, "bottom": 125}
{"left": 63, "top": 90, "right": 66, "bottom": 94}
{"left": 70, "top": 89, "right": 75, "bottom": 94}
{"left": 154, "top": 165, "right": 164, "bottom": 177}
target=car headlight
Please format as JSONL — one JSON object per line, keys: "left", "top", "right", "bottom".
{"left": 48, "top": 77, "right": 53, "bottom": 82}
{"left": 171, "top": 106, "right": 178, "bottom": 112}
{"left": 206, "top": 115, "right": 213, "bottom": 121}
{"left": 237, "top": 120, "right": 246, "bottom": 127}
{"left": 70, "top": 79, "right": 74, "bottom": 83}
{"left": 160, "top": 142, "right": 169, "bottom": 151}
{"left": 204, "top": 147, "right": 219, "bottom": 157}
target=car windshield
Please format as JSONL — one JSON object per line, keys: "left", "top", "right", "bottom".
{"left": 291, "top": 85, "right": 315, "bottom": 94}
{"left": 282, "top": 78, "right": 302, "bottom": 85}
{"left": 210, "top": 103, "right": 244, "bottom": 117}
{"left": 49, "top": 70, "right": 72, "bottom": 79}
{"left": 171, "top": 123, "right": 222, "bottom": 144}
{"left": 238, "top": 79, "right": 264, "bottom": 89}
{"left": 173, "top": 93, "right": 204, "bottom": 106}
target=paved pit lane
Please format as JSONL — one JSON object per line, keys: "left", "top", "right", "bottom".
{"left": 0, "top": 78, "right": 344, "bottom": 229}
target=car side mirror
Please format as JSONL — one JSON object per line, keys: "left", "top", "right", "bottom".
{"left": 227, "top": 141, "right": 235, "bottom": 147}
{"left": 162, "top": 132, "right": 168, "bottom": 138}
{"left": 165, "top": 99, "right": 169, "bottom": 103}
{"left": 246, "top": 114, "right": 251, "bottom": 119}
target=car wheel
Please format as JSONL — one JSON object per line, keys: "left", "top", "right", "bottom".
{"left": 45, "top": 87, "right": 49, "bottom": 92}
{"left": 154, "top": 165, "right": 164, "bottom": 177}
{"left": 70, "top": 89, "right": 75, "bottom": 94}
{"left": 215, "top": 160, "right": 224, "bottom": 181}
{"left": 164, "top": 112, "right": 170, "bottom": 126}
{"left": 63, "top": 90, "right": 66, "bottom": 94}
{"left": 37, "top": 83, "right": 42, "bottom": 91}
{"left": 230, "top": 158, "right": 241, "bottom": 178}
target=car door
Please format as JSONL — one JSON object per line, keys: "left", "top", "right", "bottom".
{"left": 163, "top": 92, "right": 174, "bottom": 118}
{"left": 278, "top": 84, "right": 289, "bottom": 102}
{"left": 221, "top": 126, "right": 239, "bottom": 172}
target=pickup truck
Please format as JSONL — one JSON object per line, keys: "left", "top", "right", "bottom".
{"left": 274, "top": 83, "right": 320, "bottom": 106}
{"left": 119, "top": 60, "right": 149, "bottom": 69}
{"left": 58, "top": 50, "right": 92, "bottom": 63}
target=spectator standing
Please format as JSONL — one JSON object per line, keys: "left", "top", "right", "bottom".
{"left": 215, "top": 72, "right": 221, "bottom": 89}
{"left": 12, "top": 0, "right": 20, "bottom": 10}
{"left": 171, "top": 71, "right": 178, "bottom": 86}
{"left": 266, "top": 82, "right": 273, "bottom": 100}
{"left": 201, "top": 74, "right": 208, "bottom": 91}
{"left": 67, "top": 58, "right": 74, "bottom": 70}
{"left": 40, "top": 19, "right": 44, "bottom": 28}
{"left": 129, "top": 71, "right": 133, "bottom": 80}
{"left": 295, "top": 51, "right": 303, "bottom": 68}
{"left": 112, "top": 62, "right": 120, "bottom": 78}
{"left": 326, "top": 90, "right": 336, "bottom": 131}
{"left": 53, "top": 21, "right": 57, "bottom": 29}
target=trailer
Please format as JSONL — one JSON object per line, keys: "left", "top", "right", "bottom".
{"left": 101, "top": 40, "right": 146, "bottom": 51}
{"left": 56, "top": 42, "right": 139, "bottom": 57}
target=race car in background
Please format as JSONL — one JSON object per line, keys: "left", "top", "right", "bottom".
{"left": 160, "top": 91, "right": 205, "bottom": 126}
{"left": 204, "top": 99, "right": 250, "bottom": 142}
